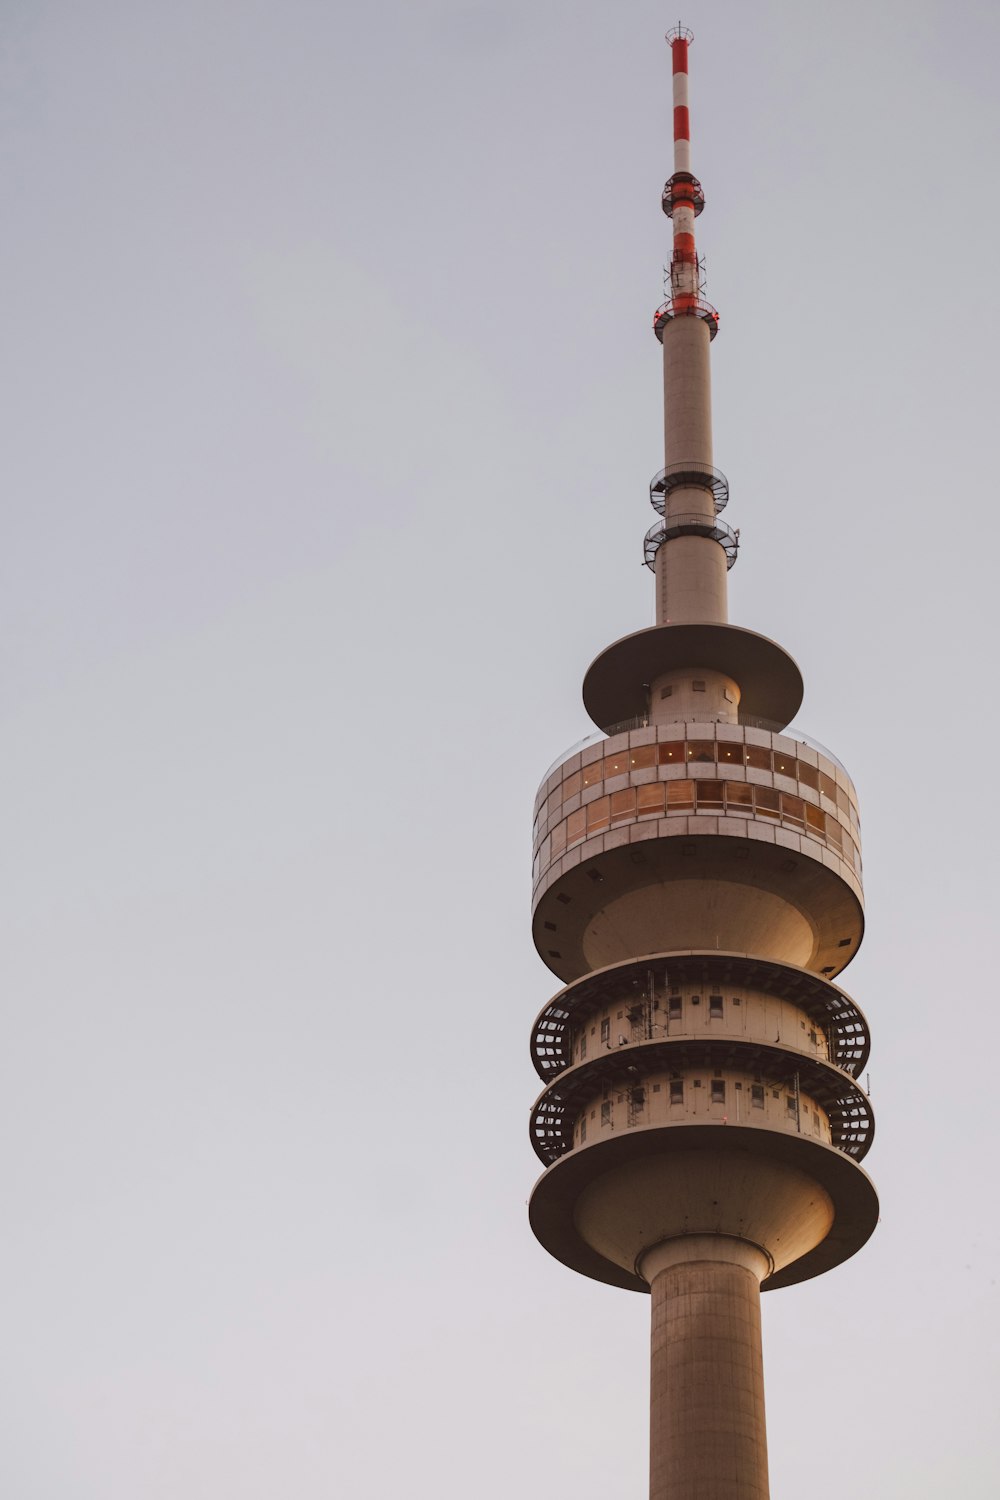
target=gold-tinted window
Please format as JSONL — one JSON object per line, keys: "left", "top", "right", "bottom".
{"left": 666, "top": 779, "right": 695, "bottom": 810}
{"left": 805, "top": 803, "right": 825, "bottom": 834}
{"left": 686, "top": 740, "right": 715, "bottom": 763}
{"left": 696, "top": 780, "right": 725, "bottom": 810}
{"left": 819, "top": 771, "right": 838, "bottom": 802}
{"left": 550, "top": 821, "right": 567, "bottom": 855}
{"left": 716, "top": 742, "right": 743, "bottom": 766}
{"left": 562, "top": 769, "right": 582, "bottom": 799}
{"left": 825, "top": 819, "right": 843, "bottom": 854}
{"left": 629, "top": 744, "right": 656, "bottom": 771}
{"left": 744, "top": 744, "right": 772, "bottom": 772}
{"left": 610, "top": 788, "right": 636, "bottom": 823}
{"left": 603, "top": 752, "right": 629, "bottom": 779}
{"left": 637, "top": 783, "right": 666, "bottom": 817}
{"left": 755, "top": 786, "right": 780, "bottom": 818}
{"left": 658, "top": 741, "right": 684, "bottom": 765}
{"left": 781, "top": 793, "right": 805, "bottom": 827}
{"left": 566, "top": 808, "right": 586, "bottom": 843}
{"left": 772, "top": 752, "right": 797, "bottom": 779}
{"left": 726, "top": 782, "right": 753, "bottom": 808}
{"left": 587, "top": 796, "right": 610, "bottom": 833}
{"left": 797, "top": 762, "right": 819, "bottom": 792}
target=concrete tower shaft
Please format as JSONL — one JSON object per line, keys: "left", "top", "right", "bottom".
{"left": 525, "top": 28, "right": 878, "bottom": 1500}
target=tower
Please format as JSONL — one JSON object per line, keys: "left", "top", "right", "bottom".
{"left": 526, "top": 29, "right": 877, "bottom": 1500}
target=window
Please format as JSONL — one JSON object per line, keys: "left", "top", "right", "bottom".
{"left": 668, "top": 995, "right": 682, "bottom": 1019}
{"left": 566, "top": 808, "right": 586, "bottom": 843}
{"left": 805, "top": 804, "right": 826, "bottom": 835}
{"left": 781, "top": 793, "right": 805, "bottom": 828}
{"left": 693, "top": 1078, "right": 702, "bottom": 1088}
{"left": 772, "top": 753, "right": 797, "bottom": 779}
{"left": 586, "top": 796, "right": 610, "bottom": 833}
{"left": 666, "top": 779, "right": 695, "bottom": 811}
{"left": 732, "top": 996, "right": 742, "bottom": 1006}
{"left": 744, "top": 744, "right": 772, "bottom": 772}
{"left": 601, "top": 1101, "right": 612, "bottom": 1125}
{"left": 692, "top": 680, "right": 706, "bottom": 692}
{"left": 562, "top": 770, "right": 582, "bottom": 799}
{"left": 797, "top": 762, "right": 819, "bottom": 792}
{"left": 658, "top": 741, "right": 684, "bottom": 764}
{"left": 755, "top": 786, "right": 780, "bottom": 819}
{"left": 638, "top": 782, "right": 666, "bottom": 817}
{"left": 686, "top": 740, "right": 715, "bottom": 763}
{"left": 610, "top": 787, "right": 636, "bottom": 823}
{"left": 603, "top": 752, "right": 628, "bottom": 779}
{"left": 652, "top": 1083, "right": 661, "bottom": 1093}
{"left": 579, "top": 1032, "right": 586, "bottom": 1060}
{"left": 696, "top": 780, "right": 725, "bottom": 811}
{"left": 786, "top": 1095, "right": 797, "bottom": 1115}
{"left": 819, "top": 771, "right": 838, "bottom": 802}
{"left": 751, "top": 1084, "right": 765, "bottom": 1107}
{"left": 660, "top": 685, "right": 673, "bottom": 699}
{"left": 725, "top": 782, "right": 753, "bottom": 809}
{"left": 600, "top": 1018, "right": 610, "bottom": 1044}
{"left": 691, "top": 995, "right": 701, "bottom": 1006}
{"left": 630, "top": 745, "right": 656, "bottom": 770}
{"left": 711, "top": 1080, "right": 726, "bottom": 1104}
{"left": 669, "top": 1080, "right": 684, "bottom": 1103}
{"left": 709, "top": 995, "right": 724, "bottom": 1018}
{"left": 579, "top": 1115, "right": 587, "bottom": 1143}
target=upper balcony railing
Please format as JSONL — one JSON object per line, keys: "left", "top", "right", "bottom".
{"left": 539, "top": 716, "right": 849, "bottom": 787}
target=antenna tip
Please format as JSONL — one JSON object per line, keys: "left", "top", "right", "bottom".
{"left": 666, "top": 23, "right": 694, "bottom": 45}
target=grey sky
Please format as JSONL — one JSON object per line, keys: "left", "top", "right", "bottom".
{"left": 3, "top": 0, "right": 998, "bottom": 1495}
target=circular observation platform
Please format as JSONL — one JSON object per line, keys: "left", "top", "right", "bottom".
{"left": 644, "top": 515, "right": 739, "bottom": 570}
{"left": 530, "top": 952, "right": 870, "bottom": 1081}
{"left": 582, "top": 623, "right": 803, "bottom": 732}
{"left": 662, "top": 171, "right": 705, "bottom": 217}
{"left": 528, "top": 1125, "right": 879, "bottom": 1294}
{"left": 529, "top": 1040, "right": 874, "bottom": 1165}
{"left": 654, "top": 297, "right": 718, "bottom": 342}
{"left": 650, "top": 463, "right": 729, "bottom": 516}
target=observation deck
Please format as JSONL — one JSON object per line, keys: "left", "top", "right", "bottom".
{"left": 531, "top": 721, "right": 863, "bottom": 984}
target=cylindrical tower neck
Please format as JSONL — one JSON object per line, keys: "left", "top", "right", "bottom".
{"left": 642, "top": 1235, "right": 771, "bottom": 1500}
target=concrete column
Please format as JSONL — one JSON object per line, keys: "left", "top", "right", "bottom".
{"left": 655, "top": 533, "right": 729, "bottom": 624}
{"left": 663, "top": 315, "right": 713, "bottom": 470}
{"left": 640, "top": 1235, "right": 771, "bottom": 1500}
{"left": 658, "top": 309, "right": 729, "bottom": 626}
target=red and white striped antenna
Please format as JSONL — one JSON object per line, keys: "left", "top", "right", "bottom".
{"left": 655, "top": 24, "right": 717, "bottom": 341}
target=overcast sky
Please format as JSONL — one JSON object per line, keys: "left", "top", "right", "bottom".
{"left": 3, "top": 1, "right": 999, "bottom": 1496}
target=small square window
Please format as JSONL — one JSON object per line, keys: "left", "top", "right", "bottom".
{"left": 691, "top": 995, "right": 701, "bottom": 1006}
{"left": 732, "top": 996, "right": 742, "bottom": 1006}
{"left": 652, "top": 1083, "right": 662, "bottom": 1093}
{"left": 692, "top": 680, "right": 706, "bottom": 692}
{"left": 660, "top": 685, "right": 673, "bottom": 699}
{"left": 693, "top": 1079, "right": 703, "bottom": 1089}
